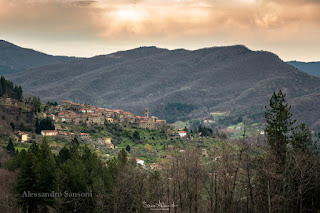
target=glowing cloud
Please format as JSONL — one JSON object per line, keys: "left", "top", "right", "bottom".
{"left": 0, "top": 0, "right": 319, "bottom": 60}
{"left": 113, "top": 6, "right": 146, "bottom": 22}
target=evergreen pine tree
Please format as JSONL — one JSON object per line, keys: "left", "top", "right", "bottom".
{"left": 34, "top": 138, "right": 56, "bottom": 209}
{"left": 118, "top": 149, "right": 128, "bottom": 166}
{"left": 6, "top": 138, "right": 15, "bottom": 154}
{"left": 10, "top": 122, "right": 15, "bottom": 131}
{"left": 28, "top": 141, "right": 40, "bottom": 158}
{"left": 0, "top": 76, "right": 23, "bottom": 99}
{"left": 16, "top": 152, "right": 38, "bottom": 212}
{"left": 291, "top": 123, "right": 313, "bottom": 153}
{"left": 19, "top": 122, "right": 25, "bottom": 131}
{"left": 126, "top": 145, "right": 131, "bottom": 153}
{"left": 265, "top": 90, "right": 296, "bottom": 162}
{"left": 133, "top": 131, "right": 140, "bottom": 140}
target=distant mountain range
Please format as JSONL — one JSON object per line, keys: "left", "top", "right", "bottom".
{"left": 0, "top": 40, "right": 78, "bottom": 75}
{"left": 287, "top": 61, "right": 320, "bottom": 77}
{"left": 4, "top": 41, "right": 320, "bottom": 130}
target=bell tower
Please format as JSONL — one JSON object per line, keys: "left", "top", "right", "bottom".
{"left": 144, "top": 108, "right": 149, "bottom": 119}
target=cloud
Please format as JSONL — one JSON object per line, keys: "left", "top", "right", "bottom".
{"left": 73, "top": 1, "right": 98, "bottom": 7}
{"left": 1, "top": 0, "right": 319, "bottom": 38}
{"left": 0, "top": 0, "right": 103, "bottom": 37}
{"left": 0, "top": 0, "right": 319, "bottom": 60}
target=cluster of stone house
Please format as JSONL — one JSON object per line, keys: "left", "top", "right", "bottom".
{"left": 53, "top": 100, "right": 166, "bottom": 130}
{"left": 37, "top": 112, "right": 55, "bottom": 121}
{"left": 40, "top": 130, "right": 113, "bottom": 146}
{"left": 138, "top": 115, "right": 166, "bottom": 129}
{"left": 97, "top": 138, "right": 114, "bottom": 149}
{"left": 34, "top": 101, "right": 167, "bottom": 150}
{"left": 41, "top": 129, "right": 76, "bottom": 138}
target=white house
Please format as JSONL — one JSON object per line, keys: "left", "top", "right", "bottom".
{"left": 136, "top": 159, "right": 145, "bottom": 166}
{"left": 41, "top": 130, "right": 58, "bottom": 136}
{"left": 178, "top": 131, "right": 187, "bottom": 138}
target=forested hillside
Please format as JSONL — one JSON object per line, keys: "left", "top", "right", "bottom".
{"left": 0, "top": 40, "right": 78, "bottom": 75}
{"left": 0, "top": 91, "right": 319, "bottom": 212}
{"left": 0, "top": 76, "right": 35, "bottom": 135}
{"left": 0, "top": 76, "right": 23, "bottom": 100}
{"left": 8, "top": 46, "right": 320, "bottom": 130}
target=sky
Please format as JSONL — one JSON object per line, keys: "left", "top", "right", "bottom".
{"left": 0, "top": 0, "right": 319, "bottom": 61}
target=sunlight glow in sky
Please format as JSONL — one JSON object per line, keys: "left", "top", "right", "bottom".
{"left": 113, "top": 6, "right": 145, "bottom": 22}
{"left": 0, "top": 0, "right": 319, "bottom": 61}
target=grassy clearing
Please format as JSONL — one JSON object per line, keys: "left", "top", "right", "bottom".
{"left": 210, "top": 112, "right": 227, "bottom": 121}
{"left": 15, "top": 146, "right": 28, "bottom": 152}
{"left": 172, "top": 121, "right": 188, "bottom": 129}
{"left": 228, "top": 122, "right": 245, "bottom": 129}
{"left": 226, "top": 122, "right": 261, "bottom": 139}
{"left": 210, "top": 112, "right": 225, "bottom": 116}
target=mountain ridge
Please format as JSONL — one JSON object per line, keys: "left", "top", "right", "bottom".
{"left": 5, "top": 44, "right": 320, "bottom": 130}
{"left": 287, "top": 60, "right": 320, "bottom": 77}
{"left": 0, "top": 40, "right": 79, "bottom": 75}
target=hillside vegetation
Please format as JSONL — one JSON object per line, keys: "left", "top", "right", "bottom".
{"left": 0, "top": 40, "right": 78, "bottom": 75}
{"left": 7, "top": 45, "right": 320, "bottom": 130}
{"left": 0, "top": 90, "right": 319, "bottom": 212}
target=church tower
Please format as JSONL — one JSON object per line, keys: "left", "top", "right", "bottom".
{"left": 144, "top": 108, "right": 149, "bottom": 119}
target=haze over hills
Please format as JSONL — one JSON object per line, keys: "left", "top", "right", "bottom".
{"left": 6, "top": 45, "right": 320, "bottom": 130}
{"left": 287, "top": 61, "right": 320, "bottom": 77}
{"left": 0, "top": 40, "right": 78, "bottom": 75}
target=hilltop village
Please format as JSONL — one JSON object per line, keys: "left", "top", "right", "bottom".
{"left": 59, "top": 100, "right": 166, "bottom": 128}
{"left": 0, "top": 76, "right": 192, "bottom": 169}
{"left": 39, "top": 100, "right": 167, "bottom": 135}
{"left": 0, "top": 74, "right": 264, "bottom": 169}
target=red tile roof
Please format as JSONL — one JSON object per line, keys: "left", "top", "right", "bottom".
{"left": 42, "top": 130, "right": 58, "bottom": 133}
{"left": 80, "top": 133, "right": 90, "bottom": 136}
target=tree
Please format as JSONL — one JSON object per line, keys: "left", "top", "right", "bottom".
{"left": 13, "top": 85, "right": 23, "bottom": 101}
{"left": 35, "top": 117, "right": 55, "bottom": 134}
{"left": 144, "top": 143, "right": 151, "bottom": 151}
{"left": 258, "top": 91, "right": 320, "bottom": 212}
{"left": 16, "top": 152, "right": 38, "bottom": 212}
{"left": 6, "top": 138, "right": 15, "bottom": 154}
{"left": 9, "top": 122, "right": 15, "bottom": 131}
{"left": 198, "top": 125, "right": 213, "bottom": 137}
{"left": 32, "top": 96, "right": 41, "bottom": 113}
{"left": 125, "top": 145, "right": 131, "bottom": 153}
{"left": 33, "top": 139, "right": 56, "bottom": 210}
{"left": 52, "top": 141, "right": 57, "bottom": 148}
{"left": 118, "top": 149, "right": 128, "bottom": 166}
{"left": 265, "top": 90, "right": 295, "bottom": 162}
{"left": 0, "top": 76, "right": 23, "bottom": 100}
{"left": 19, "top": 122, "right": 25, "bottom": 131}
{"left": 133, "top": 131, "right": 140, "bottom": 140}
{"left": 291, "top": 123, "right": 313, "bottom": 153}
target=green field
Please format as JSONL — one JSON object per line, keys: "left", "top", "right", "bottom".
{"left": 172, "top": 121, "right": 188, "bottom": 129}
{"left": 15, "top": 146, "right": 29, "bottom": 152}
{"left": 210, "top": 112, "right": 227, "bottom": 121}
{"left": 226, "top": 122, "right": 261, "bottom": 139}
